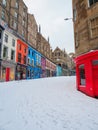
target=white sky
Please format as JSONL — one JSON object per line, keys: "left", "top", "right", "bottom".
{"left": 23, "top": 0, "right": 75, "bottom": 53}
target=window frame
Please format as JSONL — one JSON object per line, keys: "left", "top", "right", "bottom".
{"left": 4, "top": 34, "right": 8, "bottom": 43}
{"left": 11, "top": 49, "right": 15, "bottom": 61}
{"left": 3, "top": 45, "right": 8, "bottom": 58}
{"left": 79, "top": 64, "right": 86, "bottom": 86}
{"left": 12, "top": 39, "right": 15, "bottom": 47}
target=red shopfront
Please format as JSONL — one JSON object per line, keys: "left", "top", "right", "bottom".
{"left": 0, "top": 60, "right": 16, "bottom": 82}
{"left": 75, "top": 50, "right": 98, "bottom": 98}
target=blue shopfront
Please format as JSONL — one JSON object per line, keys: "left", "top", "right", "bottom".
{"left": 27, "top": 46, "right": 42, "bottom": 79}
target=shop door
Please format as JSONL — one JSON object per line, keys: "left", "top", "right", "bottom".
{"left": 93, "top": 65, "right": 98, "bottom": 96}
{"left": 6, "top": 68, "right": 10, "bottom": 81}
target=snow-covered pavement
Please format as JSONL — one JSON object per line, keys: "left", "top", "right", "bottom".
{"left": 0, "top": 76, "right": 98, "bottom": 130}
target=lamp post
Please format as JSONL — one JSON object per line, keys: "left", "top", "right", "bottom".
{"left": 64, "top": 18, "right": 73, "bottom": 21}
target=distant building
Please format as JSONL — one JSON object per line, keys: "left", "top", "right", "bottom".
{"left": 72, "top": 0, "right": 98, "bottom": 56}
{"left": 52, "top": 47, "right": 72, "bottom": 75}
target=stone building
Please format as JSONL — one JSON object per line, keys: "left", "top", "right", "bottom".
{"left": 72, "top": 0, "right": 98, "bottom": 56}
{"left": 0, "top": 0, "right": 28, "bottom": 40}
{"left": 36, "top": 31, "right": 51, "bottom": 60}
{"left": 52, "top": 47, "right": 72, "bottom": 69}
{"left": 27, "top": 13, "right": 38, "bottom": 49}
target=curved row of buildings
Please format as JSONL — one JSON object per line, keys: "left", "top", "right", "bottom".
{"left": 0, "top": 0, "right": 74, "bottom": 81}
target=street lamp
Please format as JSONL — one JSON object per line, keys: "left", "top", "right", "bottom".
{"left": 64, "top": 18, "right": 73, "bottom": 21}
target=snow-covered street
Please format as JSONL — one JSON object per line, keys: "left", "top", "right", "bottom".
{"left": 0, "top": 76, "right": 98, "bottom": 130}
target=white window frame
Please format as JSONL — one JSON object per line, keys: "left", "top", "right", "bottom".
{"left": 12, "top": 39, "right": 15, "bottom": 47}
{"left": 3, "top": 45, "right": 8, "bottom": 58}
{"left": 11, "top": 49, "right": 15, "bottom": 61}
{"left": 4, "top": 34, "right": 8, "bottom": 43}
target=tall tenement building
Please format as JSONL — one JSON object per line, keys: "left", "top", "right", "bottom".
{"left": 27, "top": 13, "right": 38, "bottom": 49}
{"left": 36, "top": 31, "right": 51, "bottom": 60}
{"left": 0, "top": 0, "right": 28, "bottom": 40}
{"left": 72, "top": 0, "right": 98, "bottom": 56}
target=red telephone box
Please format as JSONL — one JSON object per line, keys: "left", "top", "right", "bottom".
{"left": 75, "top": 50, "right": 98, "bottom": 98}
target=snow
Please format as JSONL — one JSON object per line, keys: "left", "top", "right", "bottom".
{"left": 0, "top": 76, "right": 98, "bottom": 130}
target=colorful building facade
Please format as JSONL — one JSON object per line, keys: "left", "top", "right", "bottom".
{"left": 27, "top": 46, "right": 36, "bottom": 79}
{"left": 41, "top": 55, "right": 46, "bottom": 78}
{"left": 34, "top": 51, "right": 42, "bottom": 79}
{"left": 0, "top": 29, "right": 17, "bottom": 81}
{"left": 16, "top": 39, "right": 28, "bottom": 80}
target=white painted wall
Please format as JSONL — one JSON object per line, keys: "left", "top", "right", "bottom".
{"left": 1, "top": 30, "right": 17, "bottom": 62}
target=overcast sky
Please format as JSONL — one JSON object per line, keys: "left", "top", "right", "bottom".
{"left": 23, "top": 0, "right": 74, "bottom": 53}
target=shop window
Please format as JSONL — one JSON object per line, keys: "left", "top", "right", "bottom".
{"left": 88, "top": 0, "right": 98, "bottom": 6}
{"left": 18, "top": 53, "right": 21, "bottom": 63}
{"left": 3, "top": 46, "right": 8, "bottom": 58}
{"left": 10, "top": 67, "right": 14, "bottom": 80}
{"left": 79, "top": 64, "right": 86, "bottom": 85}
{"left": 11, "top": 50, "right": 15, "bottom": 61}
{"left": 2, "top": 67, "right": 6, "bottom": 81}
{"left": 27, "top": 69, "right": 30, "bottom": 77}
{"left": 31, "top": 70, "right": 34, "bottom": 77}
{"left": 90, "top": 17, "right": 98, "bottom": 38}
{"left": 4, "top": 34, "right": 8, "bottom": 43}
{"left": 12, "top": 39, "right": 15, "bottom": 47}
